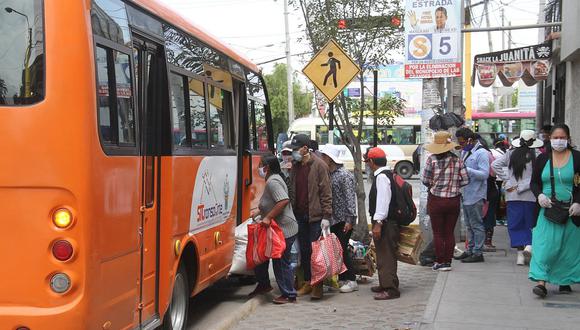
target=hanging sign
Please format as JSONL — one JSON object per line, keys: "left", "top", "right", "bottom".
{"left": 404, "top": 0, "right": 462, "bottom": 79}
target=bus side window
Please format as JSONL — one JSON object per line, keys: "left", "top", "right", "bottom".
{"left": 169, "top": 73, "right": 188, "bottom": 147}
{"left": 208, "top": 86, "right": 234, "bottom": 149}
{"left": 189, "top": 79, "right": 208, "bottom": 148}
{"left": 95, "top": 45, "right": 136, "bottom": 149}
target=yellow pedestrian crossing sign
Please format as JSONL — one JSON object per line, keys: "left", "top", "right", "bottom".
{"left": 302, "top": 39, "right": 361, "bottom": 103}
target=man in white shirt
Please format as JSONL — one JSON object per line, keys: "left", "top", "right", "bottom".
{"left": 365, "top": 147, "right": 400, "bottom": 300}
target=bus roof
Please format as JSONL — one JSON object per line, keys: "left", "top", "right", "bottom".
{"left": 133, "top": 0, "right": 260, "bottom": 73}
{"left": 471, "top": 112, "right": 536, "bottom": 119}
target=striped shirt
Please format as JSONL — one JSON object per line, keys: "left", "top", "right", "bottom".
{"left": 422, "top": 154, "right": 469, "bottom": 198}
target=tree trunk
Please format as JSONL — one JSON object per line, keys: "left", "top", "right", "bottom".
{"left": 351, "top": 146, "right": 370, "bottom": 243}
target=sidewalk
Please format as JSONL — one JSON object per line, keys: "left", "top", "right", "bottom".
{"left": 421, "top": 226, "right": 580, "bottom": 330}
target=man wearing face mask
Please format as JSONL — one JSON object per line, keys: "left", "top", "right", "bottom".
{"left": 455, "top": 127, "right": 490, "bottom": 263}
{"left": 288, "top": 134, "right": 333, "bottom": 300}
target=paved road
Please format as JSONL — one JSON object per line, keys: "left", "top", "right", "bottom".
{"left": 234, "top": 262, "right": 437, "bottom": 330}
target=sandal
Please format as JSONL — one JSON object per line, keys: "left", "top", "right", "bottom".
{"left": 533, "top": 284, "right": 547, "bottom": 298}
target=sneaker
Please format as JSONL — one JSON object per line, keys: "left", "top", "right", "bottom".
{"left": 273, "top": 295, "right": 297, "bottom": 304}
{"left": 432, "top": 263, "right": 442, "bottom": 271}
{"left": 454, "top": 252, "right": 471, "bottom": 260}
{"left": 453, "top": 247, "right": 465, "bottom": 259}
{"left": 523, "top": 245, "right": 532, "bottom": 264}
{"left": 516, "top": 251, "right": 525, "bottom": 266}
{"left": 248, "top": 284, "right": 273, "bottom": 298}
{"left": 559, "top": 285, "right": 572, "bottom": 294}
{"left": 533, "top": 284, "right": 547, "bottom": 298}
{"left": 339, "top": 280, "right": 359, "bottom": 293}
{"left": 461, "top": 254, "right": 484, "bottom": 263}
{"left": 438, "top": 263, "right": 452, "bottom": 271}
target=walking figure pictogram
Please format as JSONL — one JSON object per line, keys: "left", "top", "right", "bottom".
{"left": 321, "top": 52, "right": 341, "bottom": 88}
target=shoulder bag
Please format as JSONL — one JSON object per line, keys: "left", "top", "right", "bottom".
{"left": 544, "top": 155, "right": 570, "bottom": 225}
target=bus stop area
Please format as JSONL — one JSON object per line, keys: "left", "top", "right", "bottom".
{"left": 188, "top": 226, "right": 580, "bottom": 330}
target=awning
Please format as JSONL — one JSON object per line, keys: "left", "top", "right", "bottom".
{"left": 471, "top": 41, "right": 553, "bottom": 87}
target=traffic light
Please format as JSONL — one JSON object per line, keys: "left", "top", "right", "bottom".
{"left": 336, "top": 15, "right": 402, "bottom": 30}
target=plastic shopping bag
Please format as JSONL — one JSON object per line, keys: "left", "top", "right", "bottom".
{"left": 310, "top": 230, "right": 346, "bottom": 285}
{"left": 228, "top": 219, "right": 254, "bottom": 275}
{"left": 245, "top": 219, "right": 286, "bottom": 270}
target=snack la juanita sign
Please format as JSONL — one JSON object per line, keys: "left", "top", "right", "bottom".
{"left": 404, "top": 0, "right": 462, "bottom": 79}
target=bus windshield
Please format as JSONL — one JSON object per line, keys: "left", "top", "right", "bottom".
{"left": 0, "top": 0, "right": 44, "bottom": 106}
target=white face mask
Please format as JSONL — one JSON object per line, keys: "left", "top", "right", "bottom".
{"left": 292, "top": 150, "right": 303, "bottom": 162}
{"left": 551, "top": 139, "right": 568, "bottom": 151}
{"left": 258, "top": 166, "right": 267, "bottom": 178}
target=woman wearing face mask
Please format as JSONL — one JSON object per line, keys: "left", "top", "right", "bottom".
{"left": 529, "top": 124, "right": 580, "bottom": 298}
{"left": 249, "top": 154, "right": 299, "bottom": 304}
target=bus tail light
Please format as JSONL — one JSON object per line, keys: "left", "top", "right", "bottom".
{"left": 50, "top": 273, "right": 71, "bottom": 294}
{"left": 52, "top": 240, "right": 73, "bottom": 261}
{"left": 52, "top": 208, "right": 73, "bottom": 229}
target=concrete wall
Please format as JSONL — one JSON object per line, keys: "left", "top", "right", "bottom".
{"left": 565, "top": 60, "right": 580, "bottom": 145}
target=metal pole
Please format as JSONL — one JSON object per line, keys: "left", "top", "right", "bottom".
{"left": 329, "top": 102, "right": 334, "bottom": 131}
{"left": 284, "top": 0, "right": 294, "bottom": 123}
{"left": 373, "top": 70, "right": 378, "bottom": 147}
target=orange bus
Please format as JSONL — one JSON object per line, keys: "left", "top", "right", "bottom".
{"left": 0, "top": 0, "right": 273, "bottom": 329}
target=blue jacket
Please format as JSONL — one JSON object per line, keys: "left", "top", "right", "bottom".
{"left": 461, "top": 142, "right": 490, "bottom": 205}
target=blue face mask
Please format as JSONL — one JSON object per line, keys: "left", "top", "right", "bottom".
{"left": 292, "top": 150, "right": 303, "bottom": 162}
{"left": 463, "top": 144, "right": 474, "bottom": 152}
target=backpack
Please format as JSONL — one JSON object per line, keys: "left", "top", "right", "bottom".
{"left": 382, "top": 170, "right": 417, "bottom": 226}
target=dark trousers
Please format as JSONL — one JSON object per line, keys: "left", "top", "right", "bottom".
{"left": 254, "top": 235, "right": 297, "bottom": 299}
{"left": 330, "top": 222, "right": 356, "bottom": 281}
{"left": 428, "top": 194, "right": 460, "bottom": 264}
{"left": 296, "top": 214, "right": 322, "bottom": 282}
{"left": 374, "top": 220, "right": 400, "bottom": 292}
{"left": 484, "top": 185, "right": 499, "bottom": 230}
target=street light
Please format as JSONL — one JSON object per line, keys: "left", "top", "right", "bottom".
{"left": 5, "top": 7, "right": 33, "bottom": 98}
{"left": 274, "top": 0, "right": 294, "bottom": 125}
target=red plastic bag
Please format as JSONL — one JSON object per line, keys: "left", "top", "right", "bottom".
{"left": 246, "top": 220, "right": 286, "bottom": 269}
{"left": 310, "top": 231, "right": 347, "bottom": 285}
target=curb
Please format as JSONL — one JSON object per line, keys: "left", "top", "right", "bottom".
{"left": 209, "top": 295, "right": 266, "bottom": 330}
{"left": 419, "top": 271, "right": 448, "bottom": 329}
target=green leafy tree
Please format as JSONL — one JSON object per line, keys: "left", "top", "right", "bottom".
{"left": 264, "top": 63, "right": 313, "bottom": 138}
{"left": 291, "top": 0, "right": 404, "bottom": 240}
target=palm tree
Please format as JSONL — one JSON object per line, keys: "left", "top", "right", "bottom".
{"left": 0, "top": 78, "right": 8, "bottom": 104}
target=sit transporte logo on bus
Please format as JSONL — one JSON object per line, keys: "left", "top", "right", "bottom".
{"left": 189, "top": 156, "right": 237, "bottom": 234}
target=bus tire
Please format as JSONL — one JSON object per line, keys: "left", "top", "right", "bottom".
{"left": 395, "top": 161, "right": 414, "bottom": 179}
{"left": 162, "top": 263, "right": 190, "bottom": 330}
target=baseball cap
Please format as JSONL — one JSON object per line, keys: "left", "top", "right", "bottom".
{"left": 289, "top": 134, "right": 310, "bottom": 150}
{"left": 364, "top": 147, "right": 386, "bottom": 162}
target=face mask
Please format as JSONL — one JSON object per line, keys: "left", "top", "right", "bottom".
{"left": 551, "top": 139, "right": 568, "bottom": 151}
{"left": 462, "top": 143, "right": 474, "bottom": 152}
{"left": 292, "top": 150, "right": 303, "bottom": 162}
{"left": 258, "top": 166, "right": 267, "bottom": 178}
{"left": 282, "top": 155, "right": 292, "bottom": 163}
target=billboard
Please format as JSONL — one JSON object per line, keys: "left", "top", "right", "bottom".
{"left": 404, "top": 0, "right": 462, "bottom": 79}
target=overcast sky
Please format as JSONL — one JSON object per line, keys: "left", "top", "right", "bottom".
{"left": 158, "top": 0, "right": 544, "bottom": 105}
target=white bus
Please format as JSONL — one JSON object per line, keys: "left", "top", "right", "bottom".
{"left": 288, "top": 116, "right": 421, "bottom": 178}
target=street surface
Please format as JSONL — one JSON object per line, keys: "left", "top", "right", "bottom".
{"left": 234, "top": 263, "right": 437, "bottom": 330}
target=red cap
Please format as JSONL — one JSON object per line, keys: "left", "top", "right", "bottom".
{"left": 364, "top": 147, "right": 386, "bottom": 162}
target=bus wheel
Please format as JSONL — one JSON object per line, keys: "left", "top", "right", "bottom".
{"left": 395, "top": 161, "right": 414, "bottom": 179}
{"left": 163, "top": 263, "right": 189, "bottom": 330}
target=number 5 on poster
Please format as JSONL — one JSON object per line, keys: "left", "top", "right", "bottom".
{"left": 432, "top": 33, "right": 457, "bottom": 60}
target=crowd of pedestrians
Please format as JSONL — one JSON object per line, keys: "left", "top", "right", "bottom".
{"left": 249, "top": 123, "right": 580, "bottom": 305}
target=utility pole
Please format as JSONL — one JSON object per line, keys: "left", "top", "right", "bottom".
{"left": 537, "top": 0, "right": 546, "bottom": 129}
{"left": 284, "top": 0, "right": 294, "bottom": 123}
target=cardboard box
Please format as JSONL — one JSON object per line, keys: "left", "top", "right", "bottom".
{"left": 396, "top": 225, "right": 423, "bottom": 265}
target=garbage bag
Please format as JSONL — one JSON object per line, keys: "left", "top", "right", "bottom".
{"left": 229, "top": 219, "right": 254, "bottom": 275}
{"left": 246, "top": 220, "right": 286, "bottom": 269}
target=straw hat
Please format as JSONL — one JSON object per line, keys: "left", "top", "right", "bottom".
{"left": 424, "top": 131, "right": 459, "bottom": 155}
{"left": 511, "top": 130, "right": 544, "bottom": 148}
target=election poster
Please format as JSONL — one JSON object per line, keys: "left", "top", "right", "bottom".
{"left": 404, "top": 0, "right": 462, "bottom": 79}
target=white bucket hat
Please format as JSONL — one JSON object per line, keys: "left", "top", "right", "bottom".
{"left": 511, "top": 130, "right": 544, "bottom": 148}
{"left": 319, "top": 144, "right": 344, "bottom": 164}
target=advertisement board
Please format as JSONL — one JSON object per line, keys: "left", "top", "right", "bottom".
{"left": 404, "top": 0, "right": 462, "bottom": 79}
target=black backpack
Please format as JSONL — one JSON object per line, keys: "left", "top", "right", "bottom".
{"left": 382, "top": 170, "right": 417, "bottom": 226}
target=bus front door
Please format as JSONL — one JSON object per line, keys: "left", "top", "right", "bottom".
{"left": 133, "top": 35, "right": 163, "bottom": 326}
